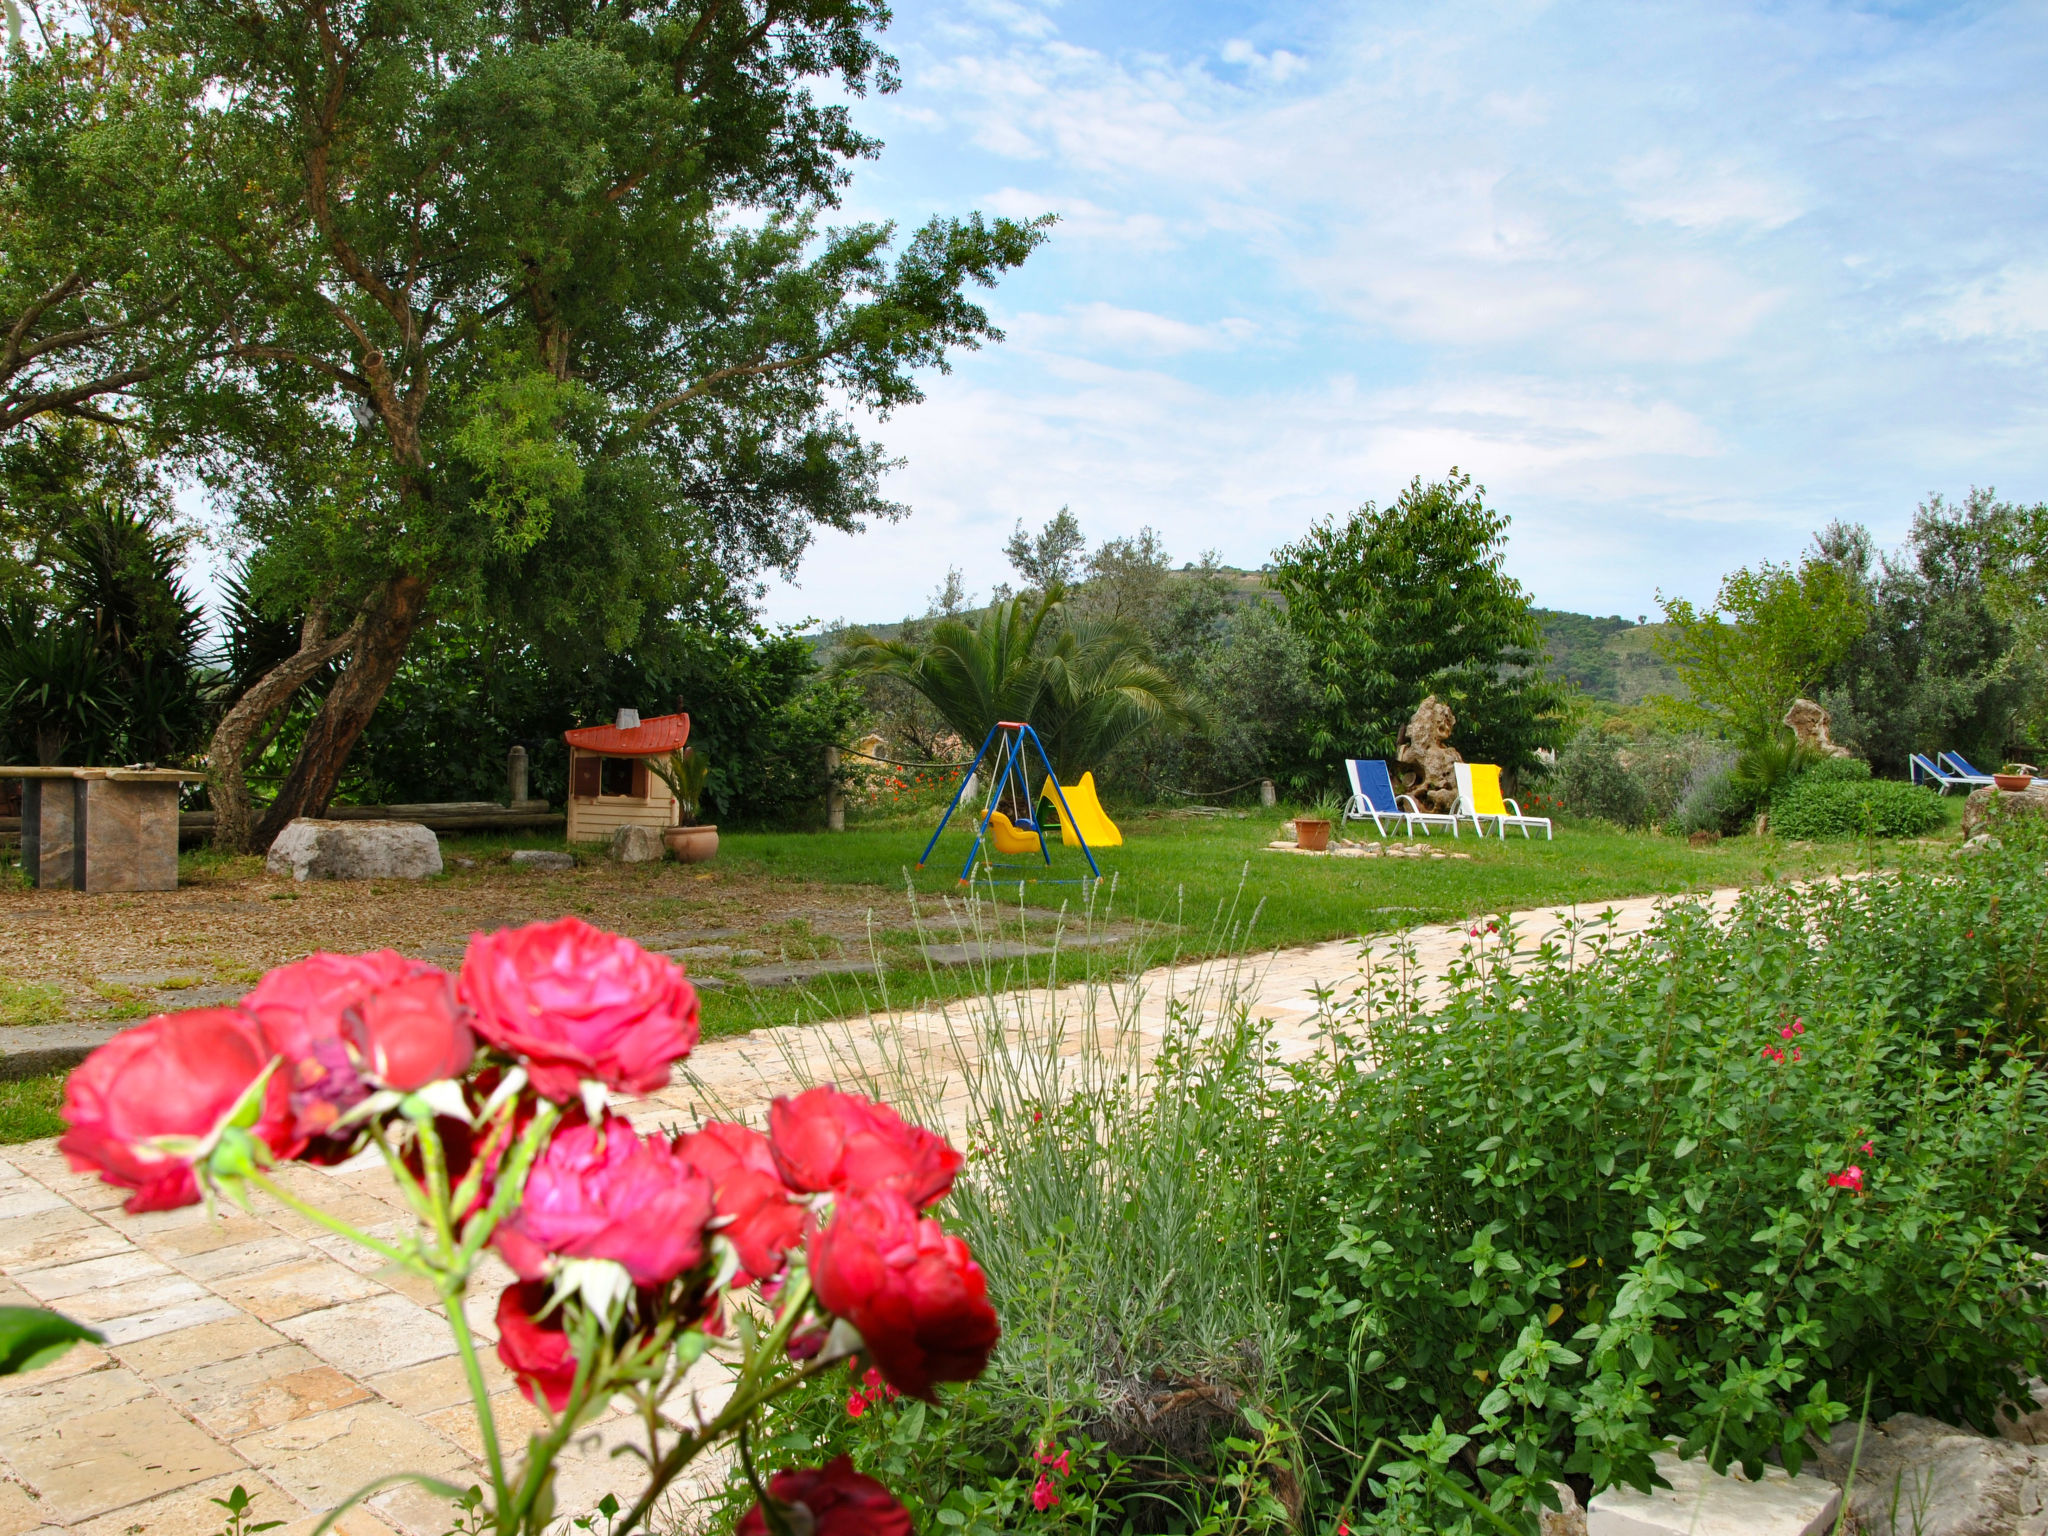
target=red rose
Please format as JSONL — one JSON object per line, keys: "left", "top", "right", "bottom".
{"left": 735, "top": 1456, "right": 912, "bottom": 1536}
{"left": 808, "top": 1190, "right": 999, "bottom": 1401}
{"left": 674, "top": 1121, "right": 804, "bottom": 1284}
{"left": 246, "top": 951, "right": 474, "bottom": 1149}
{"left": 59, "top": 1008, "right": 294, "bottom": 1212}
{"left": 495, "top": 1116, "right": 715, "bottom": 1288}
{"left": 496, "top": 1281, "right": 579, "bottom": 1411}
{"left": 769, "top": 1087, "right": 962, "bottom": 1209}
{"left": 459, "top": 918, "right": 698, "bottom": 1102}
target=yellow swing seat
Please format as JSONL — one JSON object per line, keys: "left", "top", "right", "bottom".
{"left": 983, "top": 810, "right": 1045, "bottom": 856}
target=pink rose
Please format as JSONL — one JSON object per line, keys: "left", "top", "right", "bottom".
{"left": 245, "top": 951, "right": 473, "bottom": 1151}
{"left": 673, "top": 1121, "right": 804, "bottom": 1284}
{"left": 808, "top": 1189, "right": 999, "bottom": 1401}
{"left": 60, "top": 1009, "right": 295, "bottom": 1212}
{"left": 769, "top": 1087, "right": 962, "bottom": 1209}
{"left": 495, "top": 1116, "right": 715, "bottom": 1287}
{"left": 735, "top": 1457, "right": 912, "bottom": 1536}
{"left": 458, "top": 918, "right": 697, "bottom": 1102}
{"left": 496, "top": 1281, "right": 578, "bottom": 1410}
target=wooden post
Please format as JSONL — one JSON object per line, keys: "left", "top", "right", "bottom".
{"left": 1260, "top": 779, "right": 1277, "bottom": 807}
{"left": 507, "top": 744, "right": 529, "bottom": 807}
{"left": 825, "top": 746, "right": 845, "bottom": 832}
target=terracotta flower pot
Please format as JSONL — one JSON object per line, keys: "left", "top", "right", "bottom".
{"left": 1995, "top": 774, "right": 2033, "bottom": 792}
{"left": 663, "top": 824, "right": 720, "bottom": 863}
{"left": 1293, "top": 818, "right": 1332, "bottom": 852}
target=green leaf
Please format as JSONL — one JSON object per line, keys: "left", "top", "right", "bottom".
{"left": 0, "top": 1307, "right": 101, "bottom": 1375}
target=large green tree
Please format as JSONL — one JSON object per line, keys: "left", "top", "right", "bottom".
{"left": 1268, "top": 470, "right": 1564, "bottom": 778}
{"left": 5, "top": 0, "right": 1045, "bottom": 845}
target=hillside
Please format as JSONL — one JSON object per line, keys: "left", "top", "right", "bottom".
{"left": 1536, "top": 610, "right": 1687, "bottom": 704}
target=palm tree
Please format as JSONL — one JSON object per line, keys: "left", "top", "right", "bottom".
{"left": 841, "top": 592, "right": 1193, "bottom": 804}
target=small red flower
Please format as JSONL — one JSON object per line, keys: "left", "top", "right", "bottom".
{"left": 1828, "top": 1165, "right": 1865, "bottom": 1194}
{"left": 1032, "top": 1473, "right": 1060, "bottom": 1511}
{"left": 735, "top": 1457, "right": 911, "bottom": 1536}
{"left": 495, "top": 1281, "right": 578, "bottom": 1411}
{"left": 769, "top": 1087, "right": 962, "bottom": 1209}
{"left": 1861, "top": 1139, "right": 1874, "bottom": 1153}
{"left": 846, "top": 1390, "right": 868, "bottom": 1418}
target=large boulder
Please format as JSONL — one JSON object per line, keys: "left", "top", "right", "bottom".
{"left": 1784, "top": 698, "right": 1854, "bottom": 758}
{"left": 610, "top": 824, "right": 666, "bottom": 863}
{"left": 1813, "top": 1413, "right": 2048, "bottom": 1536}
{"left": 1588, "top": 1449, "right": 1839, "bottom": 1535}
{"left": 1963, "top": 783, "right": 2048, "bottom": 840}
{"left": 266, "top": 819, "right": 442, "bottom": 882}
{"left": 1397, "top": 694, "right": 1464, "bottom": 813}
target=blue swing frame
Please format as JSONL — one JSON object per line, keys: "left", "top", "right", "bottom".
{"left": 916, "top": 721, "right": 1101, "bottom": 883}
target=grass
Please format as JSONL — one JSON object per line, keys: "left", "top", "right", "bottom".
{"left": 0, "top": 1073, "right": 68, "bottom": 1144}
{"left": 676, "top": 805, "right": 1872, "bottom": 1037}
{"left": 0, "top": 978, "right": 64, "bottom": 1028}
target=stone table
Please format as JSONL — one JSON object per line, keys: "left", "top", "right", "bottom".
{"left": 1, "top": 768, "right": 202, "bottom": 893}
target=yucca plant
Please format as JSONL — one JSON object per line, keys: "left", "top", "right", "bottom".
{"left": 649, "top": 746, "right": 711, "bottom": 824}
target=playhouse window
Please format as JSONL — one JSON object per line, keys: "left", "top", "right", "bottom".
{"left": 600, "top": 758, "right": 638, "bottom": 797}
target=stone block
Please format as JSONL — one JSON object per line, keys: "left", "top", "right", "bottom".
{"left": 66, "top": 1470, "right": 298, "bottom": 1536}
{"left": 609, "top": 824, "right": 666, "bottom": 863}
{"left": 275, "top": 1294, "right": 454, "bottom": 1378}
{"left": 212, "top": 1259, "right": 385, "bottom": 1323}
{"left": 235, "top": 1402, "right": 468, "bottom": 1530}
{"left": 1814, "top": 1413, "right": 2045, "bottom": 1536}
{"left": 110, "top": 1314, "right": 291, "bottom": 1379}
{"left": 265, "top": 820, "right": 443, "bottom": 883}
{"left": 1587, "top": 1451, "right": 1839, "bottom": 1536}
{"left": 508, "top": 849, "right": 575, "bottom": 871}
{"left": 158, "top": 1344, "right": 372, "bottom": 1439}
{"left": 2, "top": 1390, "right": 248, "bottom": 1523}
{"left": 1962, "top": 782, "right": 2048, "bottom": 839}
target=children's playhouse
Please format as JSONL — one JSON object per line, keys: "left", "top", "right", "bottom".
{"left": 562, "top": 710, "right": 689, "bottom": 844}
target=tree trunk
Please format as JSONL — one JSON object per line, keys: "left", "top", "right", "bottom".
{"left": 207, "top": 602, "right": 364, "bottom": 853}
{"left": 252, "top": 573, "right": 429, "bottom": 850}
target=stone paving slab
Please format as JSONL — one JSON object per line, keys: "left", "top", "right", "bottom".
{"left": 0, "top": 886, "right": 1741, "bottom": 1535}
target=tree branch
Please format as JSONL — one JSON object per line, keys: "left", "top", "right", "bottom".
{"left": 632, "top": 351, "right": 824, "bottom": 435}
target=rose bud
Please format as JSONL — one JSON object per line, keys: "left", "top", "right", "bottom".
{"left": 769, "top": 1087, "right": 963, "bottom": 1210}
{"left": 674, "top": 1122, "right": 804, "bottom": 1284}
{"left": 245, "top": 951, "right": 472, "bottom": 1153}
{"left": 496, "top": 1281, "right": 579, "bottom": 1411}
{"left": 60, "top": 1008, "right": 295, "bottom": 1212}
{"left": 808, "top": 1189, "right": 1000, "bottom": 1401}
{"left": 494, "top": 1116, "right": 715, "bottom": 1288}
{"left": 458, "top": 918, "right": 698, "bottom": 1103}
{"left": 735, "top": 1456, "right": 912, "bottom": 1536}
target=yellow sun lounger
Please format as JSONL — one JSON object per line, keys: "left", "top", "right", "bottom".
{"left": 1044, "top": 771, "right": 1123, "bottom": 849}
{"left": 1453, "top": 762, "right": 1552, "bottom": 839}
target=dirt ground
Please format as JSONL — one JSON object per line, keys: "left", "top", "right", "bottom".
{"left": 0, "top": 850, "right": 983, "bottom": 1030}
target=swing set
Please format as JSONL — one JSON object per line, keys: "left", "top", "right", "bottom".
{"left": 917, "top": 721, "right": 1102, "bottom": 884}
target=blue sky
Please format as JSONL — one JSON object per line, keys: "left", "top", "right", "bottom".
{"left": 755, "top": 0, "right": 2048, "bottom": 627}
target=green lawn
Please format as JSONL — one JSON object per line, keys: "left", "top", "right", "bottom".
{"left": 684, "top": 806, "right": 1886, "bottom": 1037}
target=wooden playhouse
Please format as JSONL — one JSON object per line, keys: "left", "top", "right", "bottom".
{"left": 563, "top": 710, "right": 689, "bottom": 845}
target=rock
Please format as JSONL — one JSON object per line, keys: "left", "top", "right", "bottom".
{"left": 1814, "top": 1413, "right": 2048, "bottom": 1536}
{"left": 1397, "top": 694, "right": 1465, "bottom": 813}
{"left": 1963, "top": 783, "right": 2048, "bottom": 839}
{"left": 1784, "top": 697, "right": 1854, "bottom": 758}
{"left": 1587, "top": 1450, "right": 1839, "bottom": 1536}
{"left": 510, "top": 849, "right": 576, "bottom": 871}
{"left": 1999, "top": 1381, "right": 2048, "bottom": 1447}
{"left": 265, "top": 819, "right": 442, "bottom": 883}
{"left": 610, "top": 825, "right": 667, "bottom": 863}
{"left": 1541, "top": 1482, "right": 1589, "bottom": 1536}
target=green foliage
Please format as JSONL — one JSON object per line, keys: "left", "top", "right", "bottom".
{"left": 842, "top": 593, "right": 1193, "bottom": 785}
{"left": 1728, "top": 736, "right": 1818, "bottom": 815}
{"left": 1003, "top": 507, "right": 1087, "bottom": 592}
{"left": 1769, "top": 775, "right": 1944, "bottom": 840}
{"left": 0, "top": 1307, "right": 100, "bottom": 1375}
{"left": 208, "top": 1484, "right": 283, "bottom": 1536}
{"left": 1656, "top": 558, "right": 1868, "bottom": 746}
{"left": 337, "top": 616, "right": 861, "bottom": 826}
{"left": 1273, "top": 840, "right": 2048, "bottom": 1521}
{"left": 1269, "top": 471, "right": 1567, "bottom": 783}
{"left": 1552, "top": 730, "right": 1649, "bottom": 829}
{"left": 1668, "top": 753, "right": 1745, "bottom": 837}
{"left": 648, "top": 748, "right": 710, "bottom": 824}
{"left": 0, "top": 979, "right": 63, "bottom": 1028}
{"left": 0, "top": 1072, "right": 69, "bottom": 1146}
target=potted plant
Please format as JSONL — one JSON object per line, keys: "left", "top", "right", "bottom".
{"left": 1293, "top": 792, "right": 1344, "bottom": 853}
{"left": 1995, "top": 762, "right": 2036, "bottom": 792}
{"left": 650, "top": 747, "right": 718, "bottom": 861}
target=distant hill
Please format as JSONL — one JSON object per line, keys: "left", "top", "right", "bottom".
{"left": 1536, "top": 609, "right": 1687, "bottom": 704}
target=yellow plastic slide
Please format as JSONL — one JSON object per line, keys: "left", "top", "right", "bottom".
{"left": 1046, "top": 772, "right": 1123, "bottom": 849}
{"left": 982, "top": 809, "right": 1045, "bottom": 856}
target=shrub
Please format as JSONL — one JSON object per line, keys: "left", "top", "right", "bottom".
{"left": 1770, "top": 774, "right": 1943, "bottom": 839}
{"left": 1553, "top": 729, "right": 1648, "bottom": 828}
{"left": 1273, "top": 839, "right": 2048, "bottom": 1529}
{"left": 1668, "top": 750, "right": 1743, "bottom": 835}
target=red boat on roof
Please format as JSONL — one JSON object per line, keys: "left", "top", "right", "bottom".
{"left": 562, "top": 712, "right": 690, "bottom": 757}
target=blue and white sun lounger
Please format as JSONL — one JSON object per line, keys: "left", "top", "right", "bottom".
{"left": 1937, "top": 752, "right": 2000, "bottom": 789}
{"left": 1345, "top": 759, "right": 1461, "bottom": 837}
{"left": 1910, "top": 753, "right": 1973, "bottom": 794}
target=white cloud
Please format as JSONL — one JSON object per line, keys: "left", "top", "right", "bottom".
{"left": 1219, "top": 38, "right": 1309, "bottom": 83}
{"left": 1009, "top": 303, "right": 1256, "bottom": 354}
{"left": 1930, "top": 263, "right": 2048, "bottom": 344}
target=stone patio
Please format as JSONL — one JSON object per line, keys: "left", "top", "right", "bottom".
{"left": 0, "top": 887, "right": 1740, "bottom": 1536}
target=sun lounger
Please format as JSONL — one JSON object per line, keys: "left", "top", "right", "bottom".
{"left": 1453, "top": 761, "right": 1553, "bottom": 839}
{"left": 1937, "top": 752, "right": 1999, "bottom": 788}
{"left": 1909, "top": 753, "right": 1974, "bottom": 794}
{"left": 1345, "top": 759, "right": 1461, "bottom": 837}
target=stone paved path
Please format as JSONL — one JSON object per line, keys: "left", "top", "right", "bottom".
{"left": 0, "top": 886, "right": 1742, "bottom": 1536}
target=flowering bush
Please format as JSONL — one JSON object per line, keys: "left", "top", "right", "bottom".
{"left": 57, "top": 915, "right": 996, "bottom": 1536}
